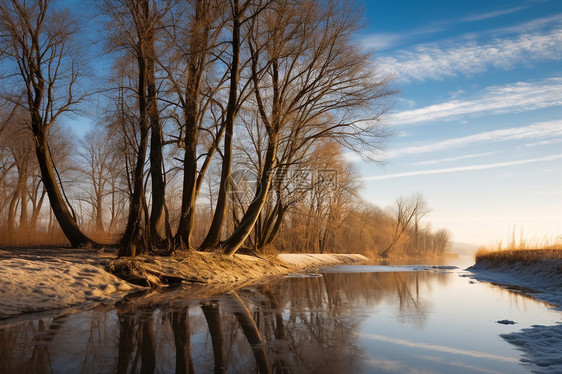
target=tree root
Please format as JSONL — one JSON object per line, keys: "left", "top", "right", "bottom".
{"left": 107, "top": 258, "right": 207, "bottom": 288}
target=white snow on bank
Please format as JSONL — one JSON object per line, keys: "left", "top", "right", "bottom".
{"left": 277, "top": 253, "right": 369, "bottom": 268}
{"left": 501, "top": 323, "right": 562, "bottom": 373}
{"left": 0, "top": 257, "right": 136, "bottom": 319}
{"left": 467, "top": 260, "right": 562, "bottom": 309}
{"left": 468, "top": 260, "right": 562, "bottom": 373}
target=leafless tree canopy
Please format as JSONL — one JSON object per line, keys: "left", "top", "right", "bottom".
{"left": 0, "top": 0, "right": 449, "bottom": 258}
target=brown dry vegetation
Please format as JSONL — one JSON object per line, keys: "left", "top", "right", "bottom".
{"left": 475, "top": 248, "right": 562, "bottom": 266}
{"left": 475, "top": 231, "right": 562, "bottom": 265}
{"left": 0, "top": 229, "right": 69, "bottom": 248}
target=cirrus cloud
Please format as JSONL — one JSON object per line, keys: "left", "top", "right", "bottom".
{"left": 378, "top": 26, "right": 562, "bottom": 82}
{"left": 392, "top": 78, "right": 562, "bottom": 125}
{"left": 347, "top": 119, "right": 562, "bottom": 161}
{"left": 362, "top": 154, "right": 562, "bottom": 181}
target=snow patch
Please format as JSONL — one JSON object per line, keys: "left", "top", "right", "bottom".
{"left": 467, "top": 259, "right": 562, "bottom": 309}
{"left": 277, "top": 253, "right": 368, "bottom": 268}
{"left": 468, "top": 259, "right": 562, "bottom": 373}
{"left": 501, "top": 323, "right": 562, "bottom": 373}
{"left": 0, "top": 257, "right": 136, "bottom": 318}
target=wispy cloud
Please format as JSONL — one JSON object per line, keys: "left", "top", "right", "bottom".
{"left": 412, "top": 151, "right": 500, "bottom": 166}
{"left": 525, "top": 138, "right": 562, "bottom": 147}
{"left": 461, "top": 6, "right": 529, "bottom": 23}
{"left": 378, "top": 26, "right": 562, "bottom": 82}
{"left": 392, "top": 78, "right": 562, "bottom": 126}
{"left": 362, "top": 154, "right": 562, "bottom": 181}
{"left": 349, "top": 120, "right": 562, "bottom": 161}
{"left": 361, "top": 33, "right": 403, "bottom": 51}
{"left": 491, "top": 13, "right": 562, "bottom": 35}
{"left": 361, "top": 26, "right": 446, "bottom": 51}
{"left": 385, "top": 120, "right": 562, "bottom": 158}
{"left": 360, "top": 6, "right": 545, "bottom": 52}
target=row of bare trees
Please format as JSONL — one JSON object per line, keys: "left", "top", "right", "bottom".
{"left": 0, "top": 0, "right": 448, "bottom": 257}
{"left": 273, "top": 152, "right": 451, "bottom": 257}
{"left": 0, "top": 120, "right": 449, "bottom": 256}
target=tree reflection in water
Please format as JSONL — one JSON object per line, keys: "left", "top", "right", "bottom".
{"left": 0, "top": 270, "right": 447, "bottom": 373}
{"left": 201, "top": 301, "right": 225, "bottom": 374}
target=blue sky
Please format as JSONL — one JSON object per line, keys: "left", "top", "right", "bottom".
{"left": 354, "top": 0, "right": 562, "bottom": 245}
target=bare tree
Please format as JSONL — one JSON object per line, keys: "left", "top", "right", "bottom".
{"left": 380, "top": 193, "right": 430, "bottom": 258}
{"left": 165, "top": 0, "right": 224, "bottom": 248}
{"left": 200, "top": 0, "right": 263, "bottom": 250}
{"left": 3, "top": 118, "right": 35, "bottom": 234}
{"left": 0, "top": 129, "right": 16, "bottom": 227}
{"left": 101, "top": 88, "right": 134, "bottom": 236}
{"left": 77, "top": 128, "right": 119, "bottom": 234}
{"left": 0, "top": 0, "right": 96, "bottom": 247}
{"left": 432, "top": 229, "right": 450, "bottom": 255}
{"left": 100, "top": 0, "right": 173, "bottom": 255}
{"left": 220, "top": 0, "right": 392, "bottom": 255}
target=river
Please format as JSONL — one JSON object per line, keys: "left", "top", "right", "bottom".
{"left": 0, "top": 255, "right": 560, "bottom": 373}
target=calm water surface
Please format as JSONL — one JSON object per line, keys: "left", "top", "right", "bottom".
{"left": 1, "top": 256, "right": 560, "bottom": 373}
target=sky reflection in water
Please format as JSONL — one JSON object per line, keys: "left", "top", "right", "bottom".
{"left": 0, "top": 261, "right": 560, "bottom": 373}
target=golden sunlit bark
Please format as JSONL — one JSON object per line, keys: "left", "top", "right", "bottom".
{"left": 0, "top": 0, "right": 96, "bottom": 247}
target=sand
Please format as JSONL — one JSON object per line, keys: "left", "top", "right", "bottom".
{"left": 0, "top": 248, "right": 368, "bottom": 319}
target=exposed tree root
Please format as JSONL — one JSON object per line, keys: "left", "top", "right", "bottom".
{"left": 107, "top": 259, "right": 207, "bottom": 288}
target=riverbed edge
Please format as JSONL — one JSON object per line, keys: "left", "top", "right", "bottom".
{"left": 0, "top": 249, "right": 368, "bottom": 320}
{"left": 467, "top": 258, "right": 562, "bottom": 309}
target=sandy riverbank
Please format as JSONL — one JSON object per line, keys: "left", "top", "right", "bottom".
{"left": 0, "top": 247, "right": 367, "bottom": 319}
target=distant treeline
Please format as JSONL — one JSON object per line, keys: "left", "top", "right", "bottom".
{"left": 0, "top": 0, "right": 448, "bottom": 257}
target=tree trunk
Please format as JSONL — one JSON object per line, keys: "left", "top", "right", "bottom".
{"left": 257, "top": 200, "right": 278, "bottom": 248}
{"left": 175, "top": 119, "right": 199, "bottom": 248}
{"left": 34, "top": 132, "right": 95, "bottom": 247}
{"left": 201, "top": 0, "right": 240, "bottom": 250}
{"left": 221, "top": 132, "right": 278, "bottom": 255}
{"left": 29, "top": 188, "right": 46, "bottom": 232}
{"left": 120, "top": 49, "right": 150, "bottom": 257}
{"left": 95, "top": 192, "right": 104, "bottom": 233}
{"left": 146, "top": 0, "right": 166, "bottom": 243}
{"left": 18, "top": 162, "right": 28, "bottom": 232}
{"left": 7, "top": 183, "right": 20, "bottom": 233}
{"left": 380, "top": 223, "right": 407, "bottom": 258}
{"left": 176, "top": 0, "right": 209, "bottom": 249}
{"left": 262, "top": 202, "right": 285, "bottom": 248}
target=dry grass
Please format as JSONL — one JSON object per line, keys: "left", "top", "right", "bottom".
{"left": 0, "top": 230, "right": 69, "bottom": 247}
{"left": 475, "top": 248, "right": 562, "bottom": 266}
{"left": 475, "top": 232, "right": 562, "bottom": 266}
